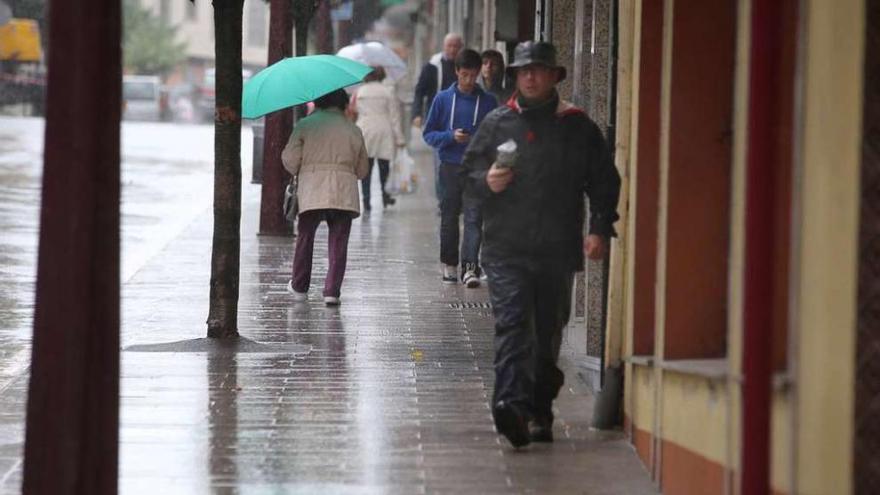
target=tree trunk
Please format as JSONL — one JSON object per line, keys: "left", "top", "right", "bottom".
{"left": 315, "top": 0, "right": 333, "bottom": 53}
{"left": 351, "top": 0, "right": 381, "bottom": 41}
{"left": 295, "top": 18, "right": 308, "bottom": 57}
{"left": 207, "top": 0, "right": 244, "bottom": 339}
{"left": 259, "top": 0, "right": 294, "bottom": 236}
{"left": 292, "top": 0, "right": 318, "bottom": 119}
{"left": 337, "top": 19, "right": 353, "bottom": 48}
{"left": 23, "top": 0, "right": 121, "bottom": 492}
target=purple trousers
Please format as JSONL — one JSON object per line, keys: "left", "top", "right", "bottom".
{"left": 291, "top": 209, "right": 354, "bottom": 298}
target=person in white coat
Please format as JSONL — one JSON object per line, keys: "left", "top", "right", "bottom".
{"left": 350, "top": 67, "right": 405, "bottom": 210}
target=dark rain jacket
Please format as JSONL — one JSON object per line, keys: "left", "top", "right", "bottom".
{"left": 411, "top": 54, "right": 457, "bottom": 121}
{"left": 462, "top": 92, "right": 621, "bottom": 271}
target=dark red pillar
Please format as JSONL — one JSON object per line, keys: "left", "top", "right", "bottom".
{"left": 337, "top": 20, "right": 353, "bottom": 48}
{"left": 259, "top": 0, "right": 294, "bottom": 236}
{"left": 22, "top": 0, "right": 122, "bottom": 492}
{"left": 741, "top": 0, "right": 785, "bottom": 493}
{"left": 315, "top": 0, "right": 334, "bottom": 54}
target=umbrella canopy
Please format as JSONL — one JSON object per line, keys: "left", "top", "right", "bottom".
{"left": 242, "top": 55, "right": 372, "bottom": 119}
{"left": 336, "top": 42, "right": 407, "bottom": 81}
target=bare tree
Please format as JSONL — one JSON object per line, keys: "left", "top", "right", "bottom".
{"left": 207, "top": 0, "right": 245, "bottom": 339}
{"left": 292, "top": 0, "right": 320, "bottom": 57}
{"left": 315, "top": 0, "right": 334, "bottom": 53}
{"left": 258, "top": 0, "right": 294, "bottom": 236}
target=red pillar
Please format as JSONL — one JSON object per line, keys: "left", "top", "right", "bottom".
{"left": 316, "top": 0, "right": 334, "bottom": 54}
{"left": 337, "top": 20, "right": 353, "bottom": 48}
{"left": 259, "top": 0, "right": 294, "bottom": 236}
{"left": 23, "top": 0, "right": 121, "bottom": 492}
{"left": 742, "top": 0, "right": 784, "bottom": 493}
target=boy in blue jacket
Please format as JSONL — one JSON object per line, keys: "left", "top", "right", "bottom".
{"left": 423, "top": 49, "right": 498, "bottom": 286}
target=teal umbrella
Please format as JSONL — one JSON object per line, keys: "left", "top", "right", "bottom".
{"left": 242, "top": 55, "right": 373, "bottom": 119}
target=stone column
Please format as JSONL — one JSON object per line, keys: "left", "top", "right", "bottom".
{"left": 552, "top": 0, "right": 599, "bottom": 375}
{"left": 552, "top": 0, "right": 579, "bottom": 101}
{"left": 585, "top": 0, "right": 615, "bottom": 387}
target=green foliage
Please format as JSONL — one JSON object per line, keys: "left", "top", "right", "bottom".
{"left": 123, "top": 0, "right": 187, "bottom": 75}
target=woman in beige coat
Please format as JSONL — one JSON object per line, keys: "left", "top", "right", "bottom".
{"left": 281, "top": 89, "right": 369, "bottom": 306}
{"left": 351, "top": 67, "right": 405, "bottom": 210}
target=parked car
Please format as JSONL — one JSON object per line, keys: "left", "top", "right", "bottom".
{"left": 194, "top": 68, "right": 254, "bottom": 123}
{"left": 123, "top": 75, "right": 162, "bottom": 121}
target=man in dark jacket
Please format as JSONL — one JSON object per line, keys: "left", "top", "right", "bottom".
{"left": 462, "top": 41, "right": 621, "bottom": 448}
{"left": 412, "top": 33, "right": 463, "bottom": 126}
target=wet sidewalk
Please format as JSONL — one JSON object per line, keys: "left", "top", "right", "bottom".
{"left": 0, "top": 151, "right": 655, "bottom": 494}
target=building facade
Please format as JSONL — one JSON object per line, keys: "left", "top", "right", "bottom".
{"left": 435, "top": 0, "right": 878, "bottom": 493}
{"left": 137, "top": 0, "right": 272, "bottom": 80}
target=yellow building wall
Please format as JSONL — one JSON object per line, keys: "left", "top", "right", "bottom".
{"left": 793, "top": 0, "right": 863, "bottom": 493}
{"left": 630, "top": 364, "right": 656, "bottom": 434}
{"left": 660, "top": 372, "right": 730, "bottom": 466}
{"left": 619, "top": 0, "right": 865, "bottom": 492}
{"left": 771, "top": 390, "right": 793, "bottom": 495}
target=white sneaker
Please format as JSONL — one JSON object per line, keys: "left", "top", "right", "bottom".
{"left": 324, "top": 296, "right": 341, "bottom": 306}
{"left": 463, "top": 265, "right": 480, "bottom": 288}
{"left": 286, "top": 280, "right": 307, "bottom": 302}
{"left": 442, "top": 265, "right": 459, "bottom": 284}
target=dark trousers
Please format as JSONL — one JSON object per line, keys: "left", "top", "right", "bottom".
{"left": 433, "top": 152, "right": 444, "bottom": 207}
{"left": 291, "top": 209, "right": 353, "bottom": 298}
{"left": 484, "top": 259, "right": 574, "bottom": 422}
{"left": 439, "top": 162, "right": 482, "bottom": 268}
{"left": 360, "top": 157, "right": 390, "bottom": 206}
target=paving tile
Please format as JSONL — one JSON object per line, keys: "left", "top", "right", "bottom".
{"left": 0, "top": 151, "right": 656, "bottom": 495}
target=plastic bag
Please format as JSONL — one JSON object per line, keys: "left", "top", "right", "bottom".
{"left": 388, "top": 148, "right": 417, "bottom": 194}
{"left": 282, "top": 177, "right": 298, "bottom": 221}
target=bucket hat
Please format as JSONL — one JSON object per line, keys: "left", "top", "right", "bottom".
{"left": 506, "top": 41, "right": 567, "bottom": 81}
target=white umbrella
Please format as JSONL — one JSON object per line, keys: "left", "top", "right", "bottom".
{"left": 336, "top": 41, "right": 407, "bottom": 82}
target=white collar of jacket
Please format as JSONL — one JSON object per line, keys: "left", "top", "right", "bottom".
{"left": 430, "top": 52, "right": 454, "bottom": 90}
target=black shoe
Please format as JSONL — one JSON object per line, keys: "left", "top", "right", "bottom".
{"left": 493, "top": 401, "right": 531, "bottom": 448}
{"left": 442, "top": 265, "right": 459, "bottom": 284}
{"left": 529, "top": 418, "right": 554, "bottom": 443}
{"left": 382, "top": 194, "right": 396, "bottom": 207}
{"left": 363, "top": 200, "right": 372, "bottom": 212}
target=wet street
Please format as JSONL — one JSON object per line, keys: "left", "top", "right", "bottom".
{"left": 0, "top": 117, "right": 227, "bottom": 387}
{"left": 0, "top": 116, "right": 655, "bottom": 494}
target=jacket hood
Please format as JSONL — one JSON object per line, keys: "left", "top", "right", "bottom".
{"left": 451, "top": 83, "right": 487, "bottom": 98}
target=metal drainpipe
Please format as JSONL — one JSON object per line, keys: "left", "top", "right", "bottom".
{"left": 742, "top": 0, "right": 783, "bottom": 493}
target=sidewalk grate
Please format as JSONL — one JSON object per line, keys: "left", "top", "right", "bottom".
{"left": 448, "top": 301, "right": 492, "bottom": 309}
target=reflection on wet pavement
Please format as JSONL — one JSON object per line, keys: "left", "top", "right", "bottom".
{"left": 0, "top": 117, "right": 250, "bottom": 390}
{"left": 0, "top": 120, "right": 655, "bottom": 493}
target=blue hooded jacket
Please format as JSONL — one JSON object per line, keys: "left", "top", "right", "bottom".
{"left": 422, "top": 83, "right": 497, "bottom": 165}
